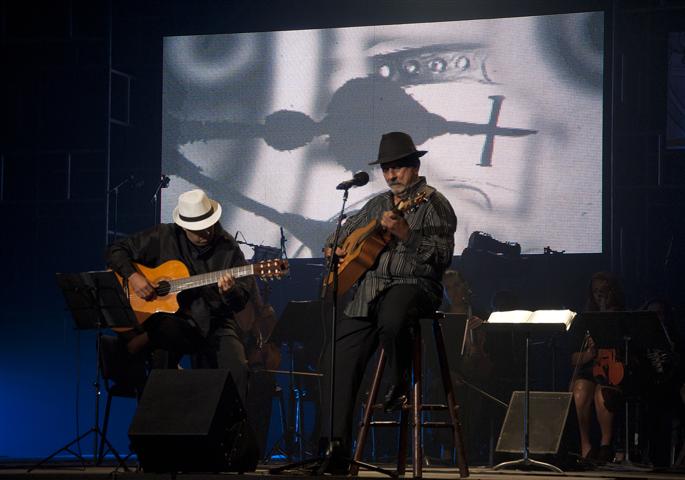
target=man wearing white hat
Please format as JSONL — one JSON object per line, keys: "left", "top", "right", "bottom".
{"left": 106, "top": 189, "right": 251, "bottom": 398}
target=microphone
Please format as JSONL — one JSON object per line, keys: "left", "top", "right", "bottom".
{"left": 336, "top": 171, "right": 369, "bottom": 190}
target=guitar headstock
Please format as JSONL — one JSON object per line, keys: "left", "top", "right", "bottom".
{"left": 397, "top": 191, "right": 428, "bottom": 213}
{"left": 254, "top": 259, "right": 289, "bottom": 281}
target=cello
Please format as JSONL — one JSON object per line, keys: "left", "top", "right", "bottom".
{"left": 235, "top": 279, "right": 282, "bottom": 370}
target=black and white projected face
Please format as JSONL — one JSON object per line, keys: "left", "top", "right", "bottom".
{"left": 162, "top": 11, "right": 604, "bottom": 258}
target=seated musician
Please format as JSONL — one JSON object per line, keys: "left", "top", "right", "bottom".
{"left": 441, "top": 270, "right": 494, "bottom": 380}
{"left": 322, "top": 131, "right": 457, "bottom": 470}
{"left": 570, "top": 271, "right": 626, "bottom": 463}
{"left": 105, "top": 189, "right": 252, "bottom": 400}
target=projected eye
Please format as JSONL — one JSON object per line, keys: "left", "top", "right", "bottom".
{"left": 429, "top": 58, "right": 447, "bottom": 72}
{"left": 402, "top": 60, "right": 421, "bottom": 75}
{"left": 378, "top": 64, "right": 391, "bottom": 78}
{"left": 455, "top": 56, "right": 470, "bottom": 71}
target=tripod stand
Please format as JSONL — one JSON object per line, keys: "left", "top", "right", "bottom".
{"left": 269, "top": 186, "right": 393, "bottom": 477}
{"left": 29, "top": 271, "right": 137, "bottom": 472}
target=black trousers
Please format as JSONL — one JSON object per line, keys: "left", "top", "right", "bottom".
{"left": 144, "top": 313, "right": 250, "bottom": 402}
{"left": 321, "top": 284, "right": 434, "bottom": 453}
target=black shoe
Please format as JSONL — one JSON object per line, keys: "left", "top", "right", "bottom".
{"left": 324, "top": 459, "right": 350, "bottom": 476}
{"left": 583, "top": 446, "right": 598, "bottom": 461}
{"left": 383, "top": 384, "right": 408, "bottom": 413}
{"left": 596, "top": 445, "right": 615, "bottom": 464}
{"left": 322, "top": 439, "right": 350, "bottom": 475}
{"left": 576, "top": 456, "right": 596, "bottom": 470}
{"left": 576, "top": 447, "right": 598, "bottom": 470}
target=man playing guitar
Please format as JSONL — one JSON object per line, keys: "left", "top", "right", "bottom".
{"left": 106, "top": 189, "right": 252, "bottom": 399}
{"left": 322, "top": 131, "right": 457, "bottom": 472}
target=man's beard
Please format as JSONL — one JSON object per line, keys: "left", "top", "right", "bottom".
{"left": 389, "top": 183, "right": 405, "bottom": 194}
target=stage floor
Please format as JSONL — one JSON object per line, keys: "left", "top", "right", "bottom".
{"left": 1, "top": 462, "right": 684, "bottom": 480}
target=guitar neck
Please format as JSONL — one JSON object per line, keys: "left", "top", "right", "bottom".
{"left": 171, "top": 264, "right": 254, "bottom": 293}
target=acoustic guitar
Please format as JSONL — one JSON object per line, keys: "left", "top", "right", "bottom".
{"left": 114, "top": 258, "right": 288, "bottom": 328}
{"left": 325, "top": 192, "right": 428, "bottom": 296}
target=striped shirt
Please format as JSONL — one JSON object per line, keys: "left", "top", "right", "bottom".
{"left": 327, "top": 177, "right": 457, "bottom": 317}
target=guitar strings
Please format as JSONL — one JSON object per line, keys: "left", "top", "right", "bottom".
{"left": 155, "top": 261, "right": 286, "bottom": 295}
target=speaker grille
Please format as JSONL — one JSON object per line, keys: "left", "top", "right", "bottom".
{"left": 496, "top": 391, "right": 572, "bottom": 454}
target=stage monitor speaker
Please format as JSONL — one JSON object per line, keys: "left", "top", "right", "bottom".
{"left": 496, "top": 391, "right": 573, "bottom": 454}
{"left": 128, "top": 369, "right": 258, "bottom": 473}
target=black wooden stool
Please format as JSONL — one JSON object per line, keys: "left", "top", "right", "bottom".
{"left": 351, "top": 312, "right": 469, "bottom": 478}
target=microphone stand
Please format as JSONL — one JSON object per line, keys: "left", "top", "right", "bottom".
{"left": 280, "top": 226, "right": 288, "bottom": 260}
{"left": 106, "top": 175, "right": 134, "bottom": 243}
{"left": 270, "top": 187, "right": 394, "bottom": 477}
{"left": 149, "top": 175, "right": 170, "bottom": 224}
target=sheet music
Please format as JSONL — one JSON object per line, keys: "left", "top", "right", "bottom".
{"left": 487, "top": 309, "right": 576, "bottom": 330}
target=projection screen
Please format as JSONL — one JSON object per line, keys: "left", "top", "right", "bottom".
{"left": 162, "top": 11, "right": 604, "bottom": 258}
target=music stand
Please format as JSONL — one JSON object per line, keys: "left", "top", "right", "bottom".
{"left": 265, "top": 300, "right": 323, "bottom": 463}
{"left": 487, "top": 320, "right": 568, "bottom": 473}
{"left": 571, "top": 310, "right": 666, "bottom": 465}
{"left": 29, "top": 271, "right": 137, "bottom": 471}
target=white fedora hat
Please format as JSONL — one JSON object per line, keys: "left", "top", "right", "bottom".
{"left": 172, "top": 189, "right": 222, "bottom": 231}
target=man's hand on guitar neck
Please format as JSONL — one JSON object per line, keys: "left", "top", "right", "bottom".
{"left": 217, "top": 273, "right": 236, "bottom": 293}
{"left": 128, "top": 272, "right": 157, "bottom": 301}
{"left": 381, "top": 210, "right": 410, "bottom": 241}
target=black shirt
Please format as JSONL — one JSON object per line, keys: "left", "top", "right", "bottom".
{"left": 105, "top": 223, "right": 250, "bottom": 336}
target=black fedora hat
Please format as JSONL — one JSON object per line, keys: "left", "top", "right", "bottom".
{"left": 369, "top": 131, "right": 427, "bottom": 165}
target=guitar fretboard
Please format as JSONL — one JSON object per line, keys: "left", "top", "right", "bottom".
{"left": 168, "top": 264, "right": 255, "bottom": 293}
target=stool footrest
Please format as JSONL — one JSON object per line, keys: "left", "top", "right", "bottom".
{"left": 369, "top": 402, "right": 450, "bottom": 412}
{"left": 420, "top": 421, "right": 454, "bottom": 428}
{"left": 417, "top": 403, "right": 449, "bottom": 411}
{"left": 367, "top": 420, "right": 402, "bottom": 427}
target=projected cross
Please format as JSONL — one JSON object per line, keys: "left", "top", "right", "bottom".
{"left": 443, "top": 95, "right": 537, "bottom": 167}
{"left": 481, "top": 95, "right": 505, "bottom": 167}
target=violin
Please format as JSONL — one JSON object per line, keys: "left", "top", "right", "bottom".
{"left": 592, "top": 348, "right": 624, "bottom": 386}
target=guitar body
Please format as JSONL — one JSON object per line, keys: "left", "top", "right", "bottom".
{"left": 324, "top": 192, "right": 428, "bottom": 297}
{"left": 113, "top": 260, "right": 190, "bottom": 330}
{"left": 326, "top": 219, "right": 391, "bottom": 296}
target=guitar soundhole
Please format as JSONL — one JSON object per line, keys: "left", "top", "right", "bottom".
{"left": 156, "top": 281, "right": 171, "bottom": 297}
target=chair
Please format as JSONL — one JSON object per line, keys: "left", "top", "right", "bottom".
{"left": 351, "top": 313, "right": 469, "bottom": 478}
{"left": 97, "top": 334, "right": 147, "bottom": 462}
